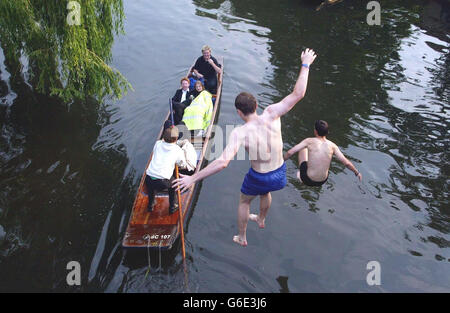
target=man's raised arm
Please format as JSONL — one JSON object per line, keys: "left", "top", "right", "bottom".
{"left": 266, "top": 48, "right": 317, "bottom": 120}
{"left": 173, "top": 127, "right": 243, "bottom": 192}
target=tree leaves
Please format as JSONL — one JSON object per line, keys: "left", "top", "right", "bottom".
{"left": 0, "top": 0, "right": 132, "bottom": 103}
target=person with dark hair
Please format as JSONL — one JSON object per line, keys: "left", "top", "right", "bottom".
{"left": 190, "top": 45, "right": 222, "bottom": 94}
{"left": 145, "top": 126, "right": 187, "bottom": 214}
{"left": 174, "top": 48, "right": 317, "bottom": 247}
{"left": 283, "top": 120, "right": 362, "bottom": 186}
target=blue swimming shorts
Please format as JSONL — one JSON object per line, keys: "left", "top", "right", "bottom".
{"left": 241, "top": 162, "right": 287, "bottom": 196}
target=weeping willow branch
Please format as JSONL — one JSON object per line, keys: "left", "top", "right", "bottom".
{"left": 0, "top": 0, "right": 132, "bottom": 102}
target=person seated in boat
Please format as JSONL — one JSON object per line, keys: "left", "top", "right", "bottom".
{"left": 145, "top": 126, "right": 187, "bottom": 214}
{"left": 182, "top": 81, "right": 213, "bottom": 136}
{"left": 163, "top": 79, "right": 205, "bottom": 131}
{"left": 171, "top": 77, "right": 195, "bottom": 125}
{"left": 189, "top": 79, "right": 204, "bottom": 100}
{"left": 190, "top": 45, "right": 221, "bottom": 94}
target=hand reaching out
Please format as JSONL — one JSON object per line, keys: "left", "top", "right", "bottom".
{"left": 173, "top": 173, "right": 195, "bottom": 193}
{"left": 301, "top": 48, "right": 317, "bottom": 66}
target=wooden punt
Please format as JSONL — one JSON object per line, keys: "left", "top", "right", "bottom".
{"left": 122, "top": 57, "right": 224, "bottom": 249}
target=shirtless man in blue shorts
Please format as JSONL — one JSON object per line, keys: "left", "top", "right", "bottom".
{"left": 174, "top": 48, "right": 317, "bottom": 246}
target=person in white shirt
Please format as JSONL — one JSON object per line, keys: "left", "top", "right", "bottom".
{"left": 145, "top": 126, "right": 187, "bottom": 214}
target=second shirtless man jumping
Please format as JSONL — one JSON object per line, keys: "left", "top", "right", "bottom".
{"left": 283, "top": 120, "right": 362, "bottom": 186}
{"left": 174, "top": 48, "right": 317, "bottom": 246}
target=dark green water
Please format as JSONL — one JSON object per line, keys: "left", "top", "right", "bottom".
{"left": 0, "top": 0, "right": 449, "bottom": 292}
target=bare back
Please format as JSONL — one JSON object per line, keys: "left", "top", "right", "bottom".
{"left": 240, "top": 112, "right": 284, "bottom": 173}
{"left": 304, "top": 138, "right": 334, "bottom": 181}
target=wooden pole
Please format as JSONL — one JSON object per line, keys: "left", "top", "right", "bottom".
{"left": 175, "top": 164, "right": 186, "bottom": 260}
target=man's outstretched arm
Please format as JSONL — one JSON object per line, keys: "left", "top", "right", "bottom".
{"left": 173, "top": 128, "right": 242, "bottom": 192}
{"left": 333, "top": 144, "right": 362, "bottom": 181}
{"left": 265, "top": 48, "right": 317, "bottom": 120}
{"left": 283, "top": 139, "right": 309, "bottom": 161}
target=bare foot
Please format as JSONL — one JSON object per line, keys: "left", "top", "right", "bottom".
{"left": 233, "top": 235, "right": 247, "bottom": 247}
{"left": 249, "top": 214, "right": 265, "bottom": 229}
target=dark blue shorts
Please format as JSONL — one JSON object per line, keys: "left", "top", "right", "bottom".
{"left": 241, "top": 163, "right": 287, "bottom": 196}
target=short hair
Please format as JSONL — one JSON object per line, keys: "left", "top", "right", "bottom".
{"left": 315, "top": 120, "right": 329, "bottom": 136}
{"left": 235, "top": 92, "right": 257, "bottom": 115}
{"left": 202, "top": 45, "right": 211, "bottom": 53}
{"left": 163, "top": 126, "right": 179, "bottom": 143}
{"left": 195, "top": 80, "right": 204, "bottom": 90}
{"left": 180, "top": 77, "right": 189, "bottom": 85}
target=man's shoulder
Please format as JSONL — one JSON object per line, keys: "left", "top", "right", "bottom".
{"left": 229, "top": 124, "right": 247, "bottom": 137}
{"left": 211, "top": 56, "right": 221, "bottom": 66}
{"left": 261, "top": 106, "right": 280, "bottom": 122}
{"left": 195, "top": 56, "right": 204, "bottom": 63}
{"left": 326, "top": 139, "right": 338, "bottom": 150}
{"left": 324, "top": 138, "right": 336, "bottom": 145}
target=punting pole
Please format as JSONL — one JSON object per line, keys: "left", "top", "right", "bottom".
{"left": 169, "top": 98, "right": 175, "bottom": 125}
{"left": 172, "top": 99, "right": 189, "bottom": 290}
{"left": 175, "top": 164, "right": 186, "bottom": 260}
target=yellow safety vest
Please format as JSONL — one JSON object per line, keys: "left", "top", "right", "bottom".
{"left": 182, "top": 90, "right": 213, "bottom": 131}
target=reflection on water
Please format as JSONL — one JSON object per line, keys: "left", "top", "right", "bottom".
{"left": 0, "top": 44, "right": 133, "bottom": 291}
{"left": 0, "top": 0, "right": 449, "bottom": 292}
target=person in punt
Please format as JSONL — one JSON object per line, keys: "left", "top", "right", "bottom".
{"left": 170, "top": 77, "right": 195, "bottom": 126}
{"left": 145, "top": 126, "right": 187, "bottom": 215}
{"left": 182, "top": 80, "right": 213, "bottom": 137}
{"left": 190, "top": 45, "right": 222, "bottom": 94}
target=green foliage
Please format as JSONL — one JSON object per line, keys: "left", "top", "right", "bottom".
{"left": 0, "top": 0, "right": 133, "bottom": 102}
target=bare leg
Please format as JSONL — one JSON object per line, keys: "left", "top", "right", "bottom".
{"left": 233, "top": 193, "right": 256, "bottom": 246}
{"left": 296, "top": 148, "right": 308, "bottom": 183}
{"left": 249, "top": 192, "right": 271, "bottom": 229}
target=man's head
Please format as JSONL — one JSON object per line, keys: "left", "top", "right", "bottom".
{"left": 314, "top": 120, "right": 329, "bottom": 137}
{"left": 163, "top": 126, "right": 179, "bottom": 143}
{"left": 180, "top": 77, "right": 190, "bottom": 90}
{"left": 202, "top": 45, "right": 211, "bottom": 60}
{"left": 235, "top": 92, "right": 257, "bottom": 119}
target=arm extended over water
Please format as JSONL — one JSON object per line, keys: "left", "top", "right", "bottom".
{"left": 265, "top": 48, "right": 317, "bottom": 120}
{"left": 173, "top": 128, "right": 242, "bottom": 192}
{"left": 333, "top": 144, "right": 362, "bottom": 181}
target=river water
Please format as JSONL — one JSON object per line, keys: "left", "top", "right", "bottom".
{"left": 0, "top": 0, "right": 449, "bottom": 292}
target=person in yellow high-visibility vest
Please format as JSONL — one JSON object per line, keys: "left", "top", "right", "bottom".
{"left": 182, "top": 81, "right": 213, "bottom": 135}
